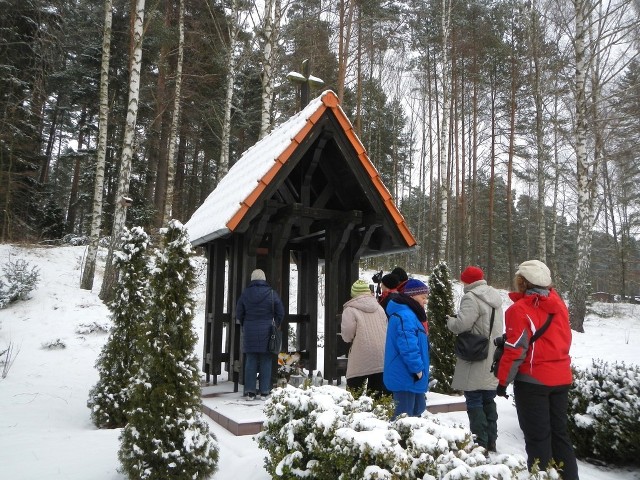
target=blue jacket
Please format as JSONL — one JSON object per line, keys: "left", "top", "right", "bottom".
{"left": 236, "top": 280, "right": 285, "bottom": 353}
{"left": 383, "top": 299, "right": 429, "bottom": 393}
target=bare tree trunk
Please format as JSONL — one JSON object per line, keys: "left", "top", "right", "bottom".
{"left": 152, "top": 0, "right": 173, "bottom": 228}
{"left": 218, "top": 0, "right": 241, "bottom": 178}
{"left": 161, "top": 0, "right": 184, "bottom": 226}
{"left": 259, "top": 0, "right": 281, "bottom": 139}
{"left": 530, "top": 3, "right": 547, "bottom": 263}
{"left": 100, "top": 0, "right": 146, "bottom": 301}
{"left": 437, "top": 0, "right": 452, "bottom": 262}
{"left": 336, "top": 0, "right": 356, "bottom": 103}
{"left": 568, "top": 0, "right": 590, "bottom": 333}
{"left": 550, "top": 97, "right": 560, "bottom": 283}
{"left": 81, "top": 0, "right": 113, "bottom": 291}
{"left": 471, "top": 58, "right": 479, "bottom": 265}
{"left": 66, "top": 108, "right": 87, "bottom": 234}
{"left": 507, "top": 32, "right": 517, "bottom": 283}
{"left": 487, "top": 71, "right": 496, "bottom": 281}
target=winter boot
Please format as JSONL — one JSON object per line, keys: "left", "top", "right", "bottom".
{"left": 467, "top": 407, "right": 489, "bottom": 449}
{"left": 483, "top": 399, "right": 498, "bottom": 452}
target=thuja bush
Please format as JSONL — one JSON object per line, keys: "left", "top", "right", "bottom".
{"left": 87, "top": 226, "right": 151, "bottom": 429}
{"left": 568, "top": 359, "right": 640, "bottom": 465}
{"left": 256, "top": 385, "right": 532, "bottom": 479}
{"left": 118, "top": 220, "right": 218, "bottom": 479}
{"left": 427, "top": 262, "right": 456, "bottom": 394}
{"left": 0, "top": 258, "right": 40, "bottom": 309}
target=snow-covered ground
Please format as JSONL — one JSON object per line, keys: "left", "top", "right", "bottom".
{"left": 0, "top": 243, "right": 639, "bottom": 479}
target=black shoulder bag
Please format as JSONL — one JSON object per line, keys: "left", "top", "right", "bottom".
{"left": 491, "top": 313, "right": 554, "bottom": 376}
{"left": 454, "top": 308, "right": 495, "bottom": 362}
{"left": 268, "top": 290, "right": 282, "bottom": 354}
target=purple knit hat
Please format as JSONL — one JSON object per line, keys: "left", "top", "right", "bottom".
{"left": 403, "top": 279, "right": 429, "bottom": 296}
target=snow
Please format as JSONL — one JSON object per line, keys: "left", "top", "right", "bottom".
{"left": 184, "top": 92, "right": 330, "bottom": 245}
{"left": 1, "top": 242, "right": 640, "bottom": 479}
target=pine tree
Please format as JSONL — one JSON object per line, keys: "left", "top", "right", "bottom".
{"left": 87, "top": 226, "right": 151, "bottom": 428}
{"left": 118, "top": 220, "right": 218, "bottom": 479}
{"left": 426, "top": 262, "right": 456, "bottom": 394}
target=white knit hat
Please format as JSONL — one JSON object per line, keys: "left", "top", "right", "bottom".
{"left": 516, "top": 260, "right": 552, "bottom": 287}
{"left": 251, "top": 269, "right": 266, "bottom": 281}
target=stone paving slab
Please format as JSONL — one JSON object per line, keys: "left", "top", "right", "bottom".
{"left": 201, "top": 382, "right": 467, "bottom": 436}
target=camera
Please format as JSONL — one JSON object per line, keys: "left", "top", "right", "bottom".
{"left": 371, "top": 270, "right": 383, "bottom": 284}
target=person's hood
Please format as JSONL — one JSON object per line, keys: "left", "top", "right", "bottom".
{"left": 246, "top": 280, "right": 272, "bottom": 302}
{"left": 464, "top": 280, "right": 502, "bottom": 309}
{"left": 385, "top": 298, "right": 410, "bottom": 316}
{"left": 343, "top": 294, "right": 381, "bottom": 313}
{"left": 508, "top": 288, "right": 563, "bottom": 314}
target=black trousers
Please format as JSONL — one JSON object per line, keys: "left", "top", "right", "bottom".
{"left": 346, "top": 372, "right": 390, "bottom": 398}
{"left": 514, "top": 380, "right": 579, "bottom": 480}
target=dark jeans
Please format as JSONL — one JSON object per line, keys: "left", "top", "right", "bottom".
{"left": 464, "top": 390, "right": 498, "bottom": 448}
{"left": 392, "top": 390, "right": 426, "bottom": 419}
{"left": 346, "top": 372, "right": 390, "bottom": 398}
{"left": 464, "top": 389, "right": 496, "bottom": 409}
{"left": 244, "top": 352, "right": 272, "bottom": 396}
{"left": 514, "top": 381, "right": 579, "bottom": 480}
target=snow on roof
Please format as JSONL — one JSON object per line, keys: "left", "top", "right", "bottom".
{"left": 184, "top": 92, "right": 330, "bottom": 245}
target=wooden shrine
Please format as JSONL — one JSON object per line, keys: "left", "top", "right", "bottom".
{"left": 185, "top": 90, "right": 416, "bottom": 388}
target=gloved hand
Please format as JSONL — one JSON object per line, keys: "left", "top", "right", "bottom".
{"left": 496, "top": 384, "right": 509, "bottom": 398}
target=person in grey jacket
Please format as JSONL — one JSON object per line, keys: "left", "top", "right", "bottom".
{"left": 341, "top": 279, "right": 389, "bottom": 398}
{"left": 447, "top": 266, "right": 504, "bottom": 452}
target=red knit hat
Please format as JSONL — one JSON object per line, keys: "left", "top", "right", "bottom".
{"left": 460, "top": 266, "right": 484, "bottom": 284}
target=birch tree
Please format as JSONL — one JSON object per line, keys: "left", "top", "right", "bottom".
{"left": 437, "top": 0, "right": 452, "bottom": 262}
{"left": 216, "top": 0, "right": 248, "bottom": 177}
{"left": 80, "top": 0, "right": 112, "bottom": 291}
{"left": 100, "top": 0, "right": 146, "bottom": 301}
{"left": 259, "top": 0, "right": 283, "bottom": 139}
{"left": 568, "top": 0, "right": 638, "bottom": 331}
{"left": 161, "top": 0, "right": 184, "bottom": 226}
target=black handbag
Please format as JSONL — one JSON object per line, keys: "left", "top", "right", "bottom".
{"left": 454, "top": 308, "right": 495, "bottom": 362}
{"left": 268, "top": 319, "right": 282, "bottom": 354}
{"left": 267, "top": 290, "right": 282, "bottom": 354}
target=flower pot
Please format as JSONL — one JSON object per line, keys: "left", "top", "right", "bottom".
{"left": 288, "top": 374, "right": 304, "bottom": 388}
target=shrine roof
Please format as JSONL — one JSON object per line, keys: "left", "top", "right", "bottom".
{"left": 184, "top": 90, "right": 416, "bottom": 250}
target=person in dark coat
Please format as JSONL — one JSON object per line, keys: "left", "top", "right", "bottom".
{"left": 236, "top": 269, "right": 285, "bottom": 400}
{"left": 496, "top": 260, "right": 579, "bottom": 480}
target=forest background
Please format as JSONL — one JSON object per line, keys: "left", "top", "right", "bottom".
{"left": 1, "top": 0, "right": 639, "bottom": 333}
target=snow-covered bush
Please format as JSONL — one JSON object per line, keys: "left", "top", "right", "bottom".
{"left": 118, "top": 220, "right": 218, "bottom": 479}
{"left": 427, "top": 262, "right": 456, "bottom": 394}
{"left": 568, "top": 359, "right": 640, "bottom": 466}
{"left": 75, "top": 321, "right": 110, "bottom": 335}
{"left": 256, "top": 384, "right": 530, "bottom": 479}
{"left": 41, "top": 338, "right": 66, "bottom": 349}
{"left": 0, "top": 258, "right": 40, "bottom": 309}
{"left": 87, "top": 226, "right": 151, "bottom": 429}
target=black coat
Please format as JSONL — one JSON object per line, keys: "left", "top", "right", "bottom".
{"left": 236, "top": 280, "right": 285, "bottom": 353}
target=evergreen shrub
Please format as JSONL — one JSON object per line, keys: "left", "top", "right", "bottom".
{"left": 118, "top": 220, "right": 218, "bottom": 479}
{"left": 256, "top": 384, "right": 533, "bottom": 479}
{"left": 87, "top": 226, "right": 151, "bottom": 429}
{"left": 0, "top": 258, "right": 40, "bottom": 309}
{"left": 426, "top": 262, "right": 456, "bottom": 394}
{"left": 568, "top": 359, "right": 640, "bottom": 466}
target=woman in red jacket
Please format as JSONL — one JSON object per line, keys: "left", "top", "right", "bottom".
{"left": 496, "top": 260, "right": 579, "bottom": 480}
